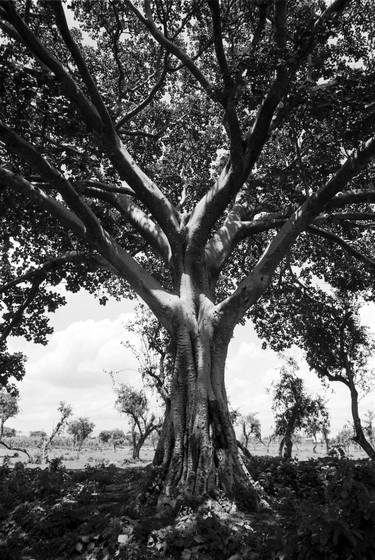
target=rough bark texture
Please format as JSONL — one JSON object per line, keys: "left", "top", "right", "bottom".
{"left": 152, "top": 285, "right": 257, "bottom": 507}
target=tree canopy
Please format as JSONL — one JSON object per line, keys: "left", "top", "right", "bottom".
{"left": 1, "top": 0, "right": 375, "bottom": 498}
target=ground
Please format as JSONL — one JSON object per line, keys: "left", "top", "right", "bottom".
{"left": 1, "top": 439, "right": 375, "bottom": 559}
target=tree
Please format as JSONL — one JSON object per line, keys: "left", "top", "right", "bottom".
{"left": 99, "top": 428, "right": 126, "bottom": 451}
{"left": 0, "top": 388, "right": 19, "bottom": 439}
{"left": 123, "top": 304, "right": 173, "bottom": 465}
{"left": 114, "top": 383, "right": 161, "bottom": 460}
{"left": 238, "top": 413, "right": 264, "bottom": 449}
{"left": 30, "top": 430, "right": 47, "bottom": 439}
{"left": 98, "top": 429, "right": 112, "bottom": 445}
{"left": 364, "top": 410, "right": 375, "bottom": 448}
{"left": 271, "top": 358, "right": 328, "bottom": 459}
{"left": 3, "top": 426, "right": 16, "bottom": 437}
{"left": 1, "top": 0, "right": 375, "bottom": 500}
{"left": 68, "top": 416, "right": 95, "bottom": 451}
{"left": 42, "top": 401, "right": 72, "bottom": 462}
{"left": 296, "top": 295, "right": 375, "bottom": 459}
{"left": 304, "top": 396, "right": 330, "bottom": 454}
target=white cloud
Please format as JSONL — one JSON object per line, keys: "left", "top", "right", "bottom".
{"left": 7, "top": 312, "right": 145, "bottom": 434}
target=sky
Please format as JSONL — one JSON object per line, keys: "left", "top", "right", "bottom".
{"left": 7, "top": 290, "right": 375, "bottom": 438}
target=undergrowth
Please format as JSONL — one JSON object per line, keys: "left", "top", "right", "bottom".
{"left": 0, "top": 456, "right": 375, "bottom": 559}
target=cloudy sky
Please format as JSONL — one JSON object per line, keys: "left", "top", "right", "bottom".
{"left": 7, "top": 289, "right": 375, "bottom": 438}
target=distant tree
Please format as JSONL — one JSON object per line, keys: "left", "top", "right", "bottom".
{"left": 114, "top": 383, "right": 161, "bottom": 460}
{"left": 42, "top": 401, "right": 72, "bottom": 462}
{"left": 68, "top": 417, "right": 95, "bottom": 451}
{"left": 364, "top": 410, "right": 375, "bottom": 448}
{"left": 301, "top": 296, "right": 375, "bottom": 460}
{"left": 3, "top": 426, "right": 16, "bottom": 437}
{"left": 239, "top": 413, "right": 264, "bottom": 449}
{"left": 98, "top": 430, "right": 112, "bottom": 445}
{"left": 271, "top": 358, "right": 328, "bottom": 459}
{"left": 30, "top": 430, "right": 47, "bottom": 439}
{"left": 0, "top": 389, "right": 19, "bottom": 439}
{"left": 123, "top": 305, "right": 173, "bottom": 465}
{"left": 304, "top": 396, "right": 330, "bottom": 453}
{"left": 110, "top": 428, "right": 126, "bottom": 452}
{"left": 333, "top": 421, "right": 355, "bottom": 455}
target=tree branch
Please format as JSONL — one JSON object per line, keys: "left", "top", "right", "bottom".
{"left": 217, "top": 134, "right": 375, "bottom": 325}
{"left": 123, "top": 0, "right": 219, "bottom": 102}
{"left": 0, "top": 252, "right": 107, "bottom": 294}
{"left": 307, "top": 225, "right": 375, "bottom": 269}
{"left": 81, "top": 187, "right": 172, "bottom": 264}
{"left": 0, "top": 167, "right": 179, "bottom": 330}
{"left": 50, "top": 0, "right": 115, "bottom": 136}
{"left": 0, "top": 121, "right": 107, "bottom": 244}
{"left": 116, "top": 59, "right": 168, "bottom": 129}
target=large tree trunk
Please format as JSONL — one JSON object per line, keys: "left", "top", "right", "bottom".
{"left": 153, "top": 297, "right": 256, "bottom": 507}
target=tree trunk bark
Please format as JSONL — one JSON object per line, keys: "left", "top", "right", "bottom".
{"left": 153, "top": 306, "right": 257, "bottom": 508}
{"left": 349, "top": 380, "right": 375, "bottom": 460}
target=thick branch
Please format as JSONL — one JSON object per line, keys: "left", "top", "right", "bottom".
{"left": 116, "top": 62, "right": 168, "bottom": 129}
{"left": 82, "top": 187, "right": 172, "bottom": 264}
{"left": 1, "top": 2, "right": 179, "bottom": 249}
{"left": 0, "top": 168, "right": 178, "bottom": 329}
{"left": 217, "top": 135, "right": 375, "bottom": 324}
{"left": 0, "top": 122, "right": 107, "bottom": 243}
{"left": 51, "top": 1, "right": 114, "bottom": 134}
{"left": 0, "top": 2, "right": 103, "bottom": 132}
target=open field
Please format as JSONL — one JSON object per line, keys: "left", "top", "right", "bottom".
{"left": 0, "top": 437, "right": 368, "bottom": 470}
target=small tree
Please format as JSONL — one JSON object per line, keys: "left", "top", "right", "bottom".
{"left": 98, "top": 430, "right": 112, "bottom": 445}
{"left": 304, "top": 396, "right": 330, "bottom": 454}
{"left": 42, "top": 402, "right": 72, "bottom": 463}
{"left": 302, "top": 296, "right": 375, "bottom": 460}
{"left": 99, "top": 428, "right": 125, "bottom": 451}
{"left": 3, "top": 426, "right": 16, "bottom": 437}
{"left": 111, "top": 429, "right": 126, "bottom": 452}
{"left": 30, "top": 430, "right": 47, "bottom": 439}
{"left": 271, "top": 358, "right": 328, "bottom": 459}
{"left": 239, "top": 413, "right": 264, "bottom": 449}
{"left": 114, "top": 383, "right": 161, "bottom": 460}
{"left": 0, "top": 389, "right": 19, "bottom": 439}
{"left": 364, "top": 411, "right": 375, "bottom": 448}
{"left": 68, "top": 417, "right": 95, "bottom": 452}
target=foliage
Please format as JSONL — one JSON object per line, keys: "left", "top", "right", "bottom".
{"left": 67, "top": 417, "right": 95, "bottom": 451}
{"left": 2, "top": 426, "right": 16, "bottom": 437}
{"left": 99, "top": 428, "right": 126, "bottom": 450}
{"left": 235, "top": 412, "right": 263, "bottom": 448}
{"left": 1, "top": 458, "right": 375, "bottom": 559}
{"left": 30, "top": 430, "right": 47, "bottom": 439}
{"left": 0, "top": 389, "right": 19, "bottom": 439}
{"left": 0, "top": 345, "right": 25, "bottom": 395}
